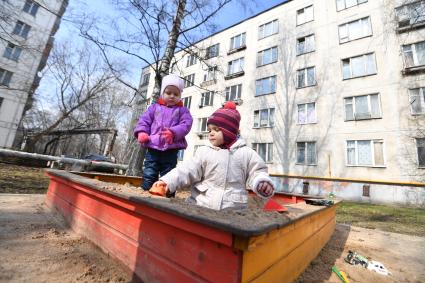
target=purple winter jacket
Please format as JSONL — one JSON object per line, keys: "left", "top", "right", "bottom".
{"left": 134, "top": 101, "right": 193, "bottom": 151}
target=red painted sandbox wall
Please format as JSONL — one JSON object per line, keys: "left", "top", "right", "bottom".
{"left": 45, "top": 174, "right": 243, "bottom": 283}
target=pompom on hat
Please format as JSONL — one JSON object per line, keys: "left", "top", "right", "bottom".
{"left": 160, "top": 74, "right": 184, "bottom": 97}
{"left": 207, "top": 101, "right": 241, "bottom": 148}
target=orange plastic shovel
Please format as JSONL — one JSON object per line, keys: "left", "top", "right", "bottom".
{"left": 264, "top": 198, "right": 287, "bottom": 212}
{"left": 149, "top": 182, "right": 167, "bottom": 197}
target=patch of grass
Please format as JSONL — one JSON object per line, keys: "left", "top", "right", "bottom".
{"left": 0, "top": 163, "right": 49, "bottom": 194}
{"left": 336, "top": 201, "right": 425, "bottom": 237}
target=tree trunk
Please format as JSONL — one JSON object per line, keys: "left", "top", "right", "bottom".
{"left": 126, "top": 0, "right": 187, "bottom": 177}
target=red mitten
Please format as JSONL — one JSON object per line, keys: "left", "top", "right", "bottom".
{"left": 137, "top": 132, "right": 150, "bottom": 144}
{"left": 161, "top": 129, "right": 174, "bottom": 144}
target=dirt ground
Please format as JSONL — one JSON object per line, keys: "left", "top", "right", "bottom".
{"left": 1, "top": 163, "right": 425, "bottom": 282}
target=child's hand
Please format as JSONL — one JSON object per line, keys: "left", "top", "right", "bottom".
{"left": 256, "top": 181, "right": 274, "bottom": 197}
{"left": 149, "top": 181, "right": 168, "bottom": 197}
{"left": 161, "top": 129, "right": 174, "bottom": 144}
{"left": 138, "top": 132, "right": 150, "bottom": 143}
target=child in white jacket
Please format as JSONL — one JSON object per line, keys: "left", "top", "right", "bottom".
{"left": 150, "top": 101, "right": 275, "bottom": 210}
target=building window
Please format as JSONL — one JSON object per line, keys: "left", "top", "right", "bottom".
{"left": 23, "top": 0, "right": 40, "bottom": 16}
{"left": 257, "top": 46, "right": 278, "bottom": 67}
{"left": 198, "top": 117, "right": 208, "bottom": 133}
{"left": 297, "top": 5, "right": 314, "bottom": 26}
{"left": 416, "top": 138, "right": 425, "bottom": 166}
{"left": 297, "top": 102, "right": 316, "bottom": 124}
{"left": 253, "top": 108, "right": 275, "bottom": 128}
{"left": 230, "top": 33, "right": 246, "bottom": 50}
{"left": 345, "top": 94, "right": 381, "bottom": 120}
{"left": 258, "top": 19, "right": 278, "bottom": 39}
{"left": 342, "top": 53, "right": 377, "bottom": 79}
{"left": 186, "top": 53, "right": 197, "bottom": 67}
{"left": 3, "top": 42, "right": 22, "bottom": 61}
{"left": 297, "top": 34, "right": 315, "bottom": 55}
{"left": 255, "top": 76, "right": 276, "bottom": 96}
{"left": 225, "top": 84, "right": 242, "bottom": 101}
{"left": 200, "top": 91, "right": 214, "bottom": 107}
{"left": 362, "top": 185, "right": 370, "bottom": 197}
{"left": 203, "top": 66, "right": 217, "bottom": 82}
{"left": 206, "top": 43, "right": 219, "bottom": 59}
{"left": 395, "top": 1, "right": 425, "bottom": 29}
{"left": 296, "top": 141, "right": 317, "bottom": 165}
{"left": 141, "top": 73, "right": 150, "bottom": 86}
{"left": 346, "top": 139, "right": 384, "bottom": 166}
{"left": 12, "top": 21, "right": 31, "bottom": 39}
{"left": 177, "top": 150, "right": 184, "bottom": 161}
{"left": 403, "top": 41, "right": 425, "bottom": 68}
{"left": 227, "top": 57, "right": 244, "bottom": 75}
{"left": 0, "top": 68, "right": 13, "bottom": 86}
{"left": 297, "top": 67, "right": 316, "bottom": 88}
{"left": 410, "top": 87, "right": 425, "bottom": 114}
{"left": 339, "top": 17, "right": 372, "bottom": 43}
{"left": 184, "top": 74, "right": 195, "bottom": 87}
{"left": 252, "top": 143, "right": 273, "bottom": 162}
{"left": 0, "top": 97, "right": 3, "bottom": 113}
{"left": 336, "top": 0, "right": 367, "bottom": 11}
{"left": 182, "top": 96, "right": 191, "bottom": 109}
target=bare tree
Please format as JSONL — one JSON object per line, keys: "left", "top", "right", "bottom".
{"left": 23, "top": 41, "right": 126, "bottom": 152}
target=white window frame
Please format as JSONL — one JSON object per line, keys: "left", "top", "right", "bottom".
{"left": 297, "top": 102, "right": 317, "bottom": 124}
{"left": 177, "top": 150, "right": 185, "bottom": 161}
{"left": 198, "top": 117, "right": 208, "bottom": 133}
{"left": 0, "top": 97, "right": 3, "bottom": 112}
{"left": 258, "top": 20, "right": 278, "bottom": 39}
{"left": 200, "top": 91, "right": 214, "bottom": 107}
{"left": 297, "top": 5, "right": 314, "bottom": 26}
{"left": 255, "top": 76, "right": 276, "bottom": 96}
{"left": 296, "top": 141, "right": 317, "bottom": 165}
{"left": 410, "top": 87, "right": 425, "bottom": 114}
{"left": 336, "top": 0, "right": 367, "bottom": 11}
{"left": 257, "top": 46, "right": 278, "bottom": 67}
{"left": 186, "top": 53, "right": 197, "bottom": 67}
{"left": 297, "top": 67, "right": 316, "bottom": 88}
{"left": 203, "top": 66, "right": 217, "bottom": 82}
{"left": 344, "top": 93, "right": 381, "bottom": 120}
{"left": 252, "top": 143, "right": 273, "bottom": 163}
{"left": 339, "top": 17, "right": 372, "bottom": 44}
{"left": 23, "top": 0, "right": 40, "bottom": 16}
{"left": 225, "top": 84, "right": 242, "bottom": 101}
{"left": 230, "top": 33, "right": 246, "bottom": 50}
{"left": 184, "top": 74, "right": 195, "bottom": 87}
{"left": 227, "top": 57, "right": 244, "bottom": 75}
{"left": 416, "top": 138, "right": 425, "bottom": 167}
{"left": 12, "top": 21, "right": 31, "bottom": 39}
{"left": 403, "top": 41, "right": 425, "bottom": 68}
{"left": 253, "top": 108, "right": 275, "bottom": 128}
{"left": 182, "top": 96, "right": 192, "bottom": 109}
{"left": 297, "top": 34, "right": 315, "bottom": 55}
{"left": 0, "top": 68, "right": 13, "bottom": 86}
{"left": 342, "top": 53, "right": 377, "bottom": 79}
{"left": 346, "top": 139, "right": 385, "bottom": 167}
{"left": 3, "top": 42, "right": 22, "bottom": 61}
{"left": 395, "top": 1, "right": 425, "bottom": 28}
{"left": 206, "top": 44, "right": 219, "bottom": 59}
{"left": 141, "top": 73, "right": 150, "bottom": 86}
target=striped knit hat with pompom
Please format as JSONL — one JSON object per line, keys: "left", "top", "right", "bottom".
{"left": 207, "top": 101, "right": 241, "bottom": 148}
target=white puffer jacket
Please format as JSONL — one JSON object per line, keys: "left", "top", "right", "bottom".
{"left": 160, "top": 139, "right": 274, "bottom": 210}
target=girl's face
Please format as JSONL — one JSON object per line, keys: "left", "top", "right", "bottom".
{"left": 163, "top": 85, "right": 181, "bottom": 106}
{"left": 207, "top": 124, "right": 224, "bottom": 147}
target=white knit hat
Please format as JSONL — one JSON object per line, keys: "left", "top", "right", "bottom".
{"left": 160, "top": 74, "right": 184, "bottom": 97}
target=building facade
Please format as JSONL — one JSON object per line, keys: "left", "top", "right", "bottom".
{"left": 0, "top": 0, "right": 68, "bottom": 148}
{"left": 138, "top": 0, "right": 425, "bottom": 188}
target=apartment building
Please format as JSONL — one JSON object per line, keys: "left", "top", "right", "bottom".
{"left": 0, "top": 0, "right": 68, "bottom": 148}
{"left": 138, "top": 0, "right": 425, "bottom": 184}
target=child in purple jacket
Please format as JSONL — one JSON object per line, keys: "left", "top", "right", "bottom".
{"left": 134, "top": 74, "right": 193, "bottom": 192}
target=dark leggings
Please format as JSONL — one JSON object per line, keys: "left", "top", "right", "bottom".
{"left": 142, "top": 148, "right": 178, "bottom": 193}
